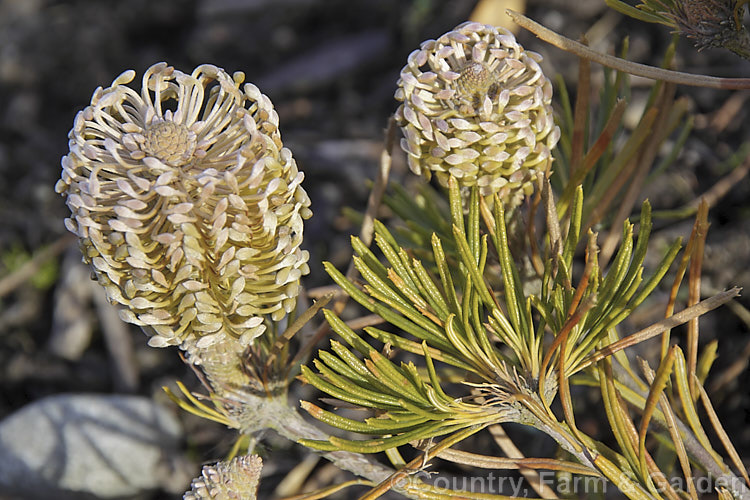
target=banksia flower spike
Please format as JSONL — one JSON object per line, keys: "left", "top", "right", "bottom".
{"left": 395, "top": 22, "right": 560, "bottom": 205}
{"left": 667, "top": 0, "right": 750, "bottom": 57}
{"left": 184, "top": 455, "right": 262, "bottom": 500}
{"left": 607, "top": 0, "right": 750, "bottom": 59}
{"left": 56, "top": 62, "right": 312, "bottom": 353}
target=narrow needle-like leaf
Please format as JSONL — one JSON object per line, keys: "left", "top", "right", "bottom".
{"left": 579, "top": 288, "right": 740, "bottom": 371}
{"left": 695, "top": 376, "right": 750, "bottom": 489}
{"left": 637, "top": 347, "right": 676, "bottom": 483}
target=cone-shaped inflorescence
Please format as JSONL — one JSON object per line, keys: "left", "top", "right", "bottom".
{"left": 56, "top": 63, "right": 312, "bottom": 354}
{"left": 395, "top": 22, "right": 560, "bottom": 205}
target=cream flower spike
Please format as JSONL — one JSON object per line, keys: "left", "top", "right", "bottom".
{"left": 395, "top": 22, "right": 560, "bottom": 205}
{"left": 56, "top": 62, "right": 312, "bottom": 352}
{"left": 184, "top": 454, "right": 262, "bottom": 499}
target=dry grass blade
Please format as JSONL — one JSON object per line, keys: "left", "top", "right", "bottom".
{"left": 672, "top": 350, "right": 727, "bottom": 471}
{"left": 598, "top": 359, "right": 654, "bottom": 496}
{"left": 488, "top": 424, "right": 559, "bottom": 498}
{"left": 558, "top": 99, "right": 627, "bottom": 216}
{"left": 344, "top": 314, "right": 387, "bottom": 331}
{"left": 599, "top": 82, "right": 675, "bottom": 267}
{"left": 506, "top": 10, "right": 750, "bottom": 89}
{"left": 641, "top": 362, "right": 699, "bottom": 500}
{"left": 636, "top": 352, "right": 672, "bottom": 457}
{"left": 538, "top": 294, "right": 594, "bottom": 403}
{"left": 582, "top": 108, "right": 658, "bottom": 234}
{"left": 591, "top": 453, "right": 653, "bottom": 500}
{"left": 689, "top": 151, "right": 750, "bottom": 211}
{"left": 656, "top": 145, "right": 750, "bottom": 220}
{"left": 695, "top": 377, "right": 750, "bottom": 489}
{"left": 566, "top": 234, "right": 598, "bottom": 319}
{"left": 433, "top": 443, "right": 599, "bottom": 476}
{"left": 279, "top": 479, "right": 374, "bottom": 500}
{"left": 636, "top": 351, "right": 677, "bottom": 494}
{"left": 579, "top": 288, "right": 741, "bottom": 371}
{"left": 661, "top": 206, "right": 703, "bottom": 359}
{"left": 711, "top": 92, "right": 750, "bottom": 132}
{"left": 687, "top": 201, "right": 709, "bottom": 398}
{"left": 275, "top": 454, "right": 320, "bottom": 497}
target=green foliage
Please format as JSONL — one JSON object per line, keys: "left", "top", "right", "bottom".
{"left": 300, "top": 178, "right": 683, "bottom": 464}
{"left": 290, "top": 136, "right": 750, "bottom": 497}
{"left": 82, "top": 12, "right": 750, "bottom": 499}
{"left": 552, "top": 39, "right": 692, "bottom": 232}
{"left": 605, "top": 0, "right": 681, "bottom": 26}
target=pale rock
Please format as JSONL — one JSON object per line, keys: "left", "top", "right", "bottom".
{"left": 0, "top": 394, "right": 191, "bottom": 499}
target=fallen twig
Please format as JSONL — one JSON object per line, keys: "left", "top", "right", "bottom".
{"left": 507, "top": 10, "right": 750, "bottom": 90}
